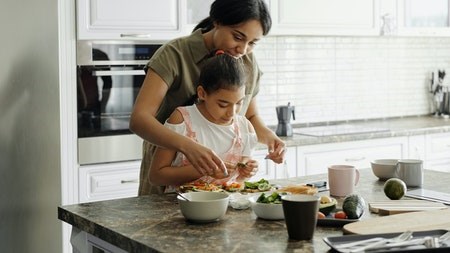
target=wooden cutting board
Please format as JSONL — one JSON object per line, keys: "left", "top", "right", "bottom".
{"left": 369, "top": 200, "right": 447, "bottom": 215}
{"left": 343, "top": 208, "right": 450, "bottom": 234}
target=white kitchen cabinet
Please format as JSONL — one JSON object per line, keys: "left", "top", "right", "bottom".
{"left": 252, "top": 149, "right": 276, "bottom": 180}
{"left": 424, "top": 132, "right": 450, "bottom": 172}
{"left": 184, "top": 0, "right": 214, "bottom": 34}
{"left": 77, "top": 0, "right": 182, "bottom": 40}
{"left": 395, "top": 0, "right": 450, "bottom": 36}
{"left": 79, "top": 160, "right": 140, "bottom": 203}
{"left": 252, "top": 147, "right": 296, "bottom": 180}
{"left": 269, "top": 0, "right": 381, "bottom": 36}
{"left": 408, "top": 134, "right": 426, "bottom": 160}
{"left": 296, "top": 137, "right": 409, "bottom": 175}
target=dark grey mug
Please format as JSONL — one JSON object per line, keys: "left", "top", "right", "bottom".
{"left": 281, "top": 195, "right": 320, "bottom": 241}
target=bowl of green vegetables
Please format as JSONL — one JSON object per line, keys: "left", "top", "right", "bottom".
{"left": 248, "top": 192, "right": 286, "bottom": 220}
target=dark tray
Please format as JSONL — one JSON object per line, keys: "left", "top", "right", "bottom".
{"left": 324, "top": 229, "right": 449, "bottom": 252}
{"left": 317, "top": 209, "right": 360, "bottom": 227}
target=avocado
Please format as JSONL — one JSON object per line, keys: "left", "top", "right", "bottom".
{"left": 342, "top": 194, "right": 366, "bottom": 219}
{"left": 319, "top": 196, "right": 337, "bottom": 215}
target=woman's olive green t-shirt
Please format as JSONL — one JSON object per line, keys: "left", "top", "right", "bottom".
{"left": 139, "top": 29, "right": 262, "bottom": 195}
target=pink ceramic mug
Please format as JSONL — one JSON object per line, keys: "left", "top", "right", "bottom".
{"left": 328, "top": 165, "right": 360, "bottom": 197}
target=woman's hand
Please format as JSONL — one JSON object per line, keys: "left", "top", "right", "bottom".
{"left": 265, "top": 134, "right": 286, "bottom": 164}
{"left": 181, "top": 140, "right": 228, "bottom": 177}
{"left": 245, "top": 100, "right": 286, "bottom": 164}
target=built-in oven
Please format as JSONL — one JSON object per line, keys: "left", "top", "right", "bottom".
{"left": 77, "top": 41, "right": 162, "bottom": 165}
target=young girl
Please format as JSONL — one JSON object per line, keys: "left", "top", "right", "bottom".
{"left": 149, "top": 53, "right": 259, "bottom": 191}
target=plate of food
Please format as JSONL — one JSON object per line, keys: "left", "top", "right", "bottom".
{"left": 317, "top": 194, "right": 365, "bottom": 227}
{"left": 317, "top": 209, "right": 360, "bottom": 227}
{"left": 178, "top": 182, "right": 224, "bottom": 193}
{"left": 179, "top": 181, "right": 245, "bottom": 193}
{"left": 241, "top": 179, "right": 274, "bottom": 193}
{"left": 278, "top": 184, "right": 318, "bottom": 195}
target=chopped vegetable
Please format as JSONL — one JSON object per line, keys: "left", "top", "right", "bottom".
{"left": 256, "top": 192, "right": 286, "bottom": 204}
{"left": 317, "top": 212, "right": 326, "bottom": 219}
{"left": 334, "top": 211, "right": 347, "bottom": 219}
{"left": 245, "top": 179, "right": 270, "bottom": 190}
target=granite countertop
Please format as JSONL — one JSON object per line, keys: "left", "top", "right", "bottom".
{"left": 58, "top": 169, "right": 450, "bottom": 253}
{"left": 268, "top": 115, "right": 450, "bottom": 148}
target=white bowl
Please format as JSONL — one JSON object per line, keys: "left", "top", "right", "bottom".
{"left": 371, "top": 159, "right": 398, "bottom": 180}
{"left": 177, "top": 192, "right": 230, "bottom": 222}
{"left": 248, "top": 195, "right": 284, "bottom": 220}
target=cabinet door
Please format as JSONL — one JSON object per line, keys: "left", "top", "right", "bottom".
{"left": 426, "top": 158, "right": 450, "bottom": 172}
{"left": 420, "top": 132, "right": 450, "bottom": 172}
{"left": 397, "top": 0, "right": 450, "bottom": 36}
{"left": 184, "top": 0, "right": 214, "bottom": 34}
{"left": 79, "top": 161, "right": 140, "bottom": 203}
{"left": 252, "top": 147, "right": 296, "bottom": 180}
{"left": 270, "top": 0, "right": 380, "bottom": 36}
{"left": 297, "top": 137, "right": 408, "bottom": 175}
{"left": 77, "top": 0, "right": 181, "bottom": 40}
{"left": 252, "top": 149, "right": 276, "bottom": 180}
{"left": 425, "top": 132, "right": 450, "bottom": 160}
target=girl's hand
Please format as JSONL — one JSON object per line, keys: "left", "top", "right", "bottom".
{"left": 237, "top": 159, "right": 259, "bottom": 181}
{"left": 213, "top": 162, "right": 238, "bottom": 179}
{"left": 264, "top": 133, "right": 286, "bottom": 164}
{"left": 182, "top": 141, "right": 228, "bottom": 177}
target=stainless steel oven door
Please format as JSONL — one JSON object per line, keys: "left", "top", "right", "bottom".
{"left": 77, "top": 65, "right": 145, "bottom": 164}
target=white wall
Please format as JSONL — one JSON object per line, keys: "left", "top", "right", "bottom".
{"left": 0, "top": 0, "right": 63, "bottom": 252}
{"left": 255, "top": 36, "right": 450, "bottom": 126}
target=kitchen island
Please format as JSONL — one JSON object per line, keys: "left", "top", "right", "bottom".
{"left": 58, "top": 169, "right": 450, "bottom": 252}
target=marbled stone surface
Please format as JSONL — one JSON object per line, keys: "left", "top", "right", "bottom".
{"left": 58, "top": 169, "right": 450, "bottom": 253}
{"left": 265, "top": 115, "right": 450, "bottom": 148}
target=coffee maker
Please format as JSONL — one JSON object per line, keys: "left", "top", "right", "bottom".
{"left": 276, "top": 103, "right": 295, "bottom": 137}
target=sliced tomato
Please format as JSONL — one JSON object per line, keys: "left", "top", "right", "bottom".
{"left": 334, "top": 211, "right": 347, "bottom": 219}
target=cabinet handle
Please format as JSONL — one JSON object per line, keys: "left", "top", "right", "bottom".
{"left": 121, "top": 179, "right": 139, "bottom": 184}
{"left": 120, "top": 33, "right": 152, "bottom": 38}
{"left": 345, "top": 157, "right": 365, "bottom": 162}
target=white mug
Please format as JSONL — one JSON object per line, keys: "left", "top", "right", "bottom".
{"left": 328, "top": 165, "right": 360, "bottom": 197}
{"left": 395, "top": 159, "right": 423, "bottom": 187}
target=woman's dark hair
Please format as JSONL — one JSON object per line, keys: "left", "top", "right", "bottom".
{"left": 193, "top": 0, "right": 271, "bottom": 35}
{"left": 199, "top": 53, "right": 247, "bottom": 94}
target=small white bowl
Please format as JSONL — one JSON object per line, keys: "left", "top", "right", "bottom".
{"left": 371, "top": 159, "right": 398, "bottom": 180}
{"left": 177, "top": 192, "right": 230, "bottom": 223}
{"left": 248, "top": 195, "right": 284, "bottom": 220}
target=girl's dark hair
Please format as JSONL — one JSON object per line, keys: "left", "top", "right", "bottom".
{"left": 199, "top": 53, "right": 246, "bottom": 94}
{"left": 194, "top": 0, "right": 272, "bottom": 35}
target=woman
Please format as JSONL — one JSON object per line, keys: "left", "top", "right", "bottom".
{"left": 149, "top": 53, "right": 259, "bottom": 191}
{"left": 130, "top": 0, "right": 285, "bottom": 195}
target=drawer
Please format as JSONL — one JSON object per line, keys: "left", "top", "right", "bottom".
{"left": 426, "top": 133, "right": 450, "bottom": 160}
{"left": 79, "top": 161, "right": 140, "bottom": 203}
{"left": 297, "top": 137, "right": 408, "bottom": 175}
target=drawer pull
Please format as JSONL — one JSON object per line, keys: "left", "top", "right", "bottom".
{"left": 345, "top": 157, "right": 365, "bottom": 162}
{"left": 120, "top": 33, "right": 152, "bottom": 38}
{"left": 121, "top": 179, "right": 139, "bottom": 184}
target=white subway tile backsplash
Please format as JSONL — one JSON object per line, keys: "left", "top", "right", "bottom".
{"left": 255, "top": 36, "right": 450, "bottom": 126}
